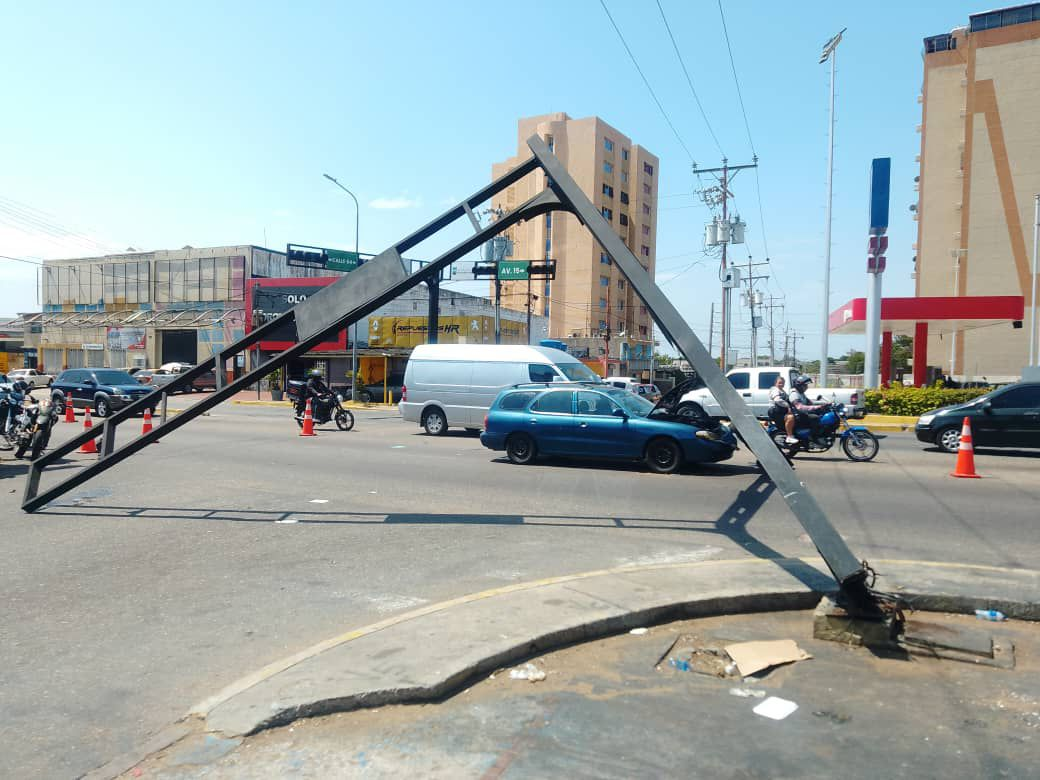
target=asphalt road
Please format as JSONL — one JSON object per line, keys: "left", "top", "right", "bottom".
{"left": 1, "top": 401, "right": 1038, "bottom": 777}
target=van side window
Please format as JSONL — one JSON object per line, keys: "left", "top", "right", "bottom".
{"left": 611, "top": 381, "right": 627, "bottom": 389}
{"left": 499, "top": 391, "right": 537, "bottom": 410}
{"left": 728, "top": 372, "right": 750, "bottom": 390}
{"left": 758, "top": 372, "right": 779, "bottom": 389}
{"left": 531, "top": 390, "right": 573, "bottom": 414}
{"left": 529, "top": 364, "right": 556, "bottom": 383}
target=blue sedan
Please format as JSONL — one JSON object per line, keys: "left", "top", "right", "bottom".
{"left": 480, "top": 383, "right": 738, "bottom": 473}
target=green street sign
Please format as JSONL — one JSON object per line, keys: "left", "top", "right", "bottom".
{"left": 326, "top": 248, "right": 361, "bottom": 272}
{"left": 498, "top": 260, "right": 529, "bottom": 280}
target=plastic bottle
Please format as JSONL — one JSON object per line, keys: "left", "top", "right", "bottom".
{"left": 974, "top": 609, "right": 1006, "bottom": 621}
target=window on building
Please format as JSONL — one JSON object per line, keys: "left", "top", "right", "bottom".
{"left": 642, "top": 224, "right": 650, "bottom": 236}
{"left": 601, "top": 207, "right": 613, "bottom": 220}
{"left": 600, "top": 276, "right": 610, "bottom": 287}
{"left": 620, "top": 191, "right": 629, "bottom": 205}
{"left": 621, "top": 171, "right": 629, "bottom": 184}
{"left": 641, "top": 245, "right": 650, "bottom": 257}
{"left": 622, "top": 148, "right": 630, "bottom": 161}
{"left": 619, "top": 213, "right": 628, "bottom": 226}
{"left": 602, "top": 183, "right": 614, "bottom": 198}
{"left": 643, "top": 183, "right": 651, "bottom": 195}
{"left": 600, "top": 252, "right": 611, "bottom": 265}
{"left": 599, "top": 320, "right": 608, "bottom": 330}
{"left": 618, "top": 279, "right": 625, "bottom": 290}
{"left": 643, "top": 162, "right": 654, "bottom": 176}
{"left": 599, "top": 298, "right": 607, "bottom": 310}
{"left": 603, "top": 161, "right": 613, "bottom": 174}
{"left": 617, "top": 300, "right": 624, "bottom": 312}
{"left": 604, "top": 137, "right": 614, "bottom": 152}
{"left": 640, "top": 305, "right": 647, "bottom": 316}
{"left": 643, "top": 204, "right": 651, "bottom": 215}
{"left": 639, "top": 325, "right": 648, "bottom": 336}
{"left": 546, "top": 134, "right": 554, "bottom": 152}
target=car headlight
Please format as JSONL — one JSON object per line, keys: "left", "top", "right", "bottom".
{"left": 918, "top": 414, "right": 935, "bottom": 426}
{"left": 336, "top": 393, "right": 344, "bottom": 402}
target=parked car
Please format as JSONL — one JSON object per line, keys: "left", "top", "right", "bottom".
{"left": 915, "top": 381, "right": 1040, "bottom": 452}
{"left": 158, "top": 362, "right": 217, "bottom": 392}
{"left": 603, "top": 376, "right": 662, "bottom": 402}
{"left": 679, "top": 366, "right": 865, "bottom": 419}
{"left": 6, "top": 368, "right": 54, "bottom": 388}
{"left": 480, "top": 381, "right": 738, "bottom": 473}
{"left": 50, "top": 368, "right": 157, "bottom": 417}
{"left": 400, "top": 343, "right": 603, "bottom": 435}
{"left": 132, "top": 368, "right": 182, "bottom": 390}
{"left": 332, "top": 374, "right": 406, "bottom": 404}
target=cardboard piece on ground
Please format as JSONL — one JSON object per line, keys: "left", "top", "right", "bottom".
{"left": 724, "top": 639, "right": 811, "bottom": 677}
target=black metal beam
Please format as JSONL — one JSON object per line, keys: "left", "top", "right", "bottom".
{"left": 525, "top": 134, "right": 869, "bottom": 600}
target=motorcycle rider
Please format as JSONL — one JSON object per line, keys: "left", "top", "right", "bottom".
{"left": 768, "top": 375, "right": 798, "bottom": 446}
{"left": 300, "top": 368, "right": 332, "bottom": 418}
{"left": 1, "top": 377, "right": 29, "bottom": 435}
{"left": 789, "top": 374, "right": 829, "bottom": 440}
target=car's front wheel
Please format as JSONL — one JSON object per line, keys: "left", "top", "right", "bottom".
{"left": 936, "top": 425, "right": 962, "bottom": 453}
{"left": 645, "top": 437, "right": 682, "bottom": 474}
{"left": 506, "top": 433, "right": 537, "bottom": 465}
{"left": 94, "top": 396, "right": 110, "bottom": 418}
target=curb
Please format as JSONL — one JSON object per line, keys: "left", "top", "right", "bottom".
{"left": 88, "top": 556, "right": 1040, "bottom": 778}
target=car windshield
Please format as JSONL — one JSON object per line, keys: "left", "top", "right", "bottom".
{"left": 556, "top": 362, "right": 601, "bottom": 382}
{"left": 93, "top": 370, "right": 137, "bottom": 385}
{"left": 602, "top": 387, "right": 654, "bottom": 417}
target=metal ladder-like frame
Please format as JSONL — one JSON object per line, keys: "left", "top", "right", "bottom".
{"left": 23, "top": 137, "right": 878, "bottom": 612}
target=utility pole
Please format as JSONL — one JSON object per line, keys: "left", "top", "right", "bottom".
{"left": 764, "top": 296, "right": 785, "bottom": 364}
{"left": 819, "top": 28, "right": 845, "bottom": 387}
{"left": 694, "top": 158, "right": 757, "bottom": 371}
{"left": 707, "top": 301, "right": 715, "bottom": 357}
{"left": 739, "top": 255, "right": 769, "bottom": 367}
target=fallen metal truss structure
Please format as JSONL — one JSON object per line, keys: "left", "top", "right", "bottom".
{"left": 22, "top": 137, "right": 880, "bottom": 611}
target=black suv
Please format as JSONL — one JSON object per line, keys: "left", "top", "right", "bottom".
{"left": 51, "top": 369, "right": 156, "bottom": 418}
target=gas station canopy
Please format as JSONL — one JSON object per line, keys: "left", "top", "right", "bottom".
{"left": 829, "top": 295, "right": 1024, "bottom": 337}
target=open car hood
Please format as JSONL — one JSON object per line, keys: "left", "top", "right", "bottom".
{"left": 649, "top": 377, "right": 701, "bottom": 417}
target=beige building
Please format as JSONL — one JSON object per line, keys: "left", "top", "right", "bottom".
{"left": 492, "top": 113, "right": 659, "bottom": 376}
{"left": 917, "top": 4, "right": 1040, "bottom": 381}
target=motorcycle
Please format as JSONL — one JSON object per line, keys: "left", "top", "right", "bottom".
{"left": 288, "top": 387, "right": 355, "bottom": 431}
{"left": 3, "top": 397, "right": 56, "bottom": 460}
{"left": 764, "top": 402, "right": 879, "bottom": 462}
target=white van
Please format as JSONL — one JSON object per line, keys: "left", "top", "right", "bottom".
{"left": 399, "top": 344, "right": 602, "bottom": 434}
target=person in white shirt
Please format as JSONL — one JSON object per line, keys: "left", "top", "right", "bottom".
{"left": 768, "top": 375, "right": 798, "bottom": 445}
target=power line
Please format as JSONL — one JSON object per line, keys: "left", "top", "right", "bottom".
{"left": 655, "top": 0, "right": 725, "bottom": 157}
{"left": 0, "top": 253, "right": 43, "bottom": 266}
{"left": 716, "top": 0, "right": 755, "bottom": 156}
{"left": 598, "top": 0, "right": 694, "bottom": 162}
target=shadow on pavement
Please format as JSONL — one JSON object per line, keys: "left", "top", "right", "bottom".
{"left": 489, "top": 456, "right": 761, "bottom": 477}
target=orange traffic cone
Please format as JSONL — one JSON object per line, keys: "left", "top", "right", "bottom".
{"left": 141, "top": 407, "right": 154, "bottom": 436}
{"left": 950, "top": 416, "right": 981, "bottom": 479}
{"left": 79, "top": 409, "right": 98, "bottom": 454}
{"left": 64, "top": 400, "right": 76, "bottom": 423}
{"left": 299, "top": 398, "right": 317, "bottom": 437}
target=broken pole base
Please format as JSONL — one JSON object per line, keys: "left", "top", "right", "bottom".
{"left": 813, "top": 594, "right": 902, "bottom": 647}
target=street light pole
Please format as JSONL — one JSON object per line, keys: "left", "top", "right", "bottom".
{"left": 323, "top": 173, "right": 361, "bottom": 401}
{"left": 819, "top": 28, "right": 844, "bottom": 387}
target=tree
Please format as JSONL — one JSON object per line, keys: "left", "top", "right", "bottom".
{"left": 843, "top": 350, "right": 865, "bottom": 374}
{"left": 654, "top": 352, "right": 674, "bottom": 367}
{"left": 891, "top": 335, "right": 912, "bottom": 377}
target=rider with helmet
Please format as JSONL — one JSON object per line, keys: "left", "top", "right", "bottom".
{"left": 300, "top": 368, "right": 332, "bottom": 417}
{"left": 788, "top": 374, "right": 829, "bottom": 440}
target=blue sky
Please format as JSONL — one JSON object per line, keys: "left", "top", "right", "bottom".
{"left": 1, "top": 0, "right": 983, "bottom": 360}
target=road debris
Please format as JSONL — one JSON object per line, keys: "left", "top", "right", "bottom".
{"left": 729, "top": 687, "right": 767, "bottom": 698}
{"left": 724, "top": 639, "right": 812, "bottom": 677}
{"left": 509, "top": 662, "right": 546, "bottom": 682}
{"left": 753, "top": 696, "right": 799, "bottom": 721}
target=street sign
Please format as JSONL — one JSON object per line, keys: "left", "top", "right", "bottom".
{"left": 326, "top": 248, "right": 361, "bottom": 272}
{"left": 498, "top": 260, "right": 530, "bottom": 280}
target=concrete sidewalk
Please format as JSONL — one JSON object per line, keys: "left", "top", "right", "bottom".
{"left": 94, "top": 556, "right": 1040, "bottom": 778}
